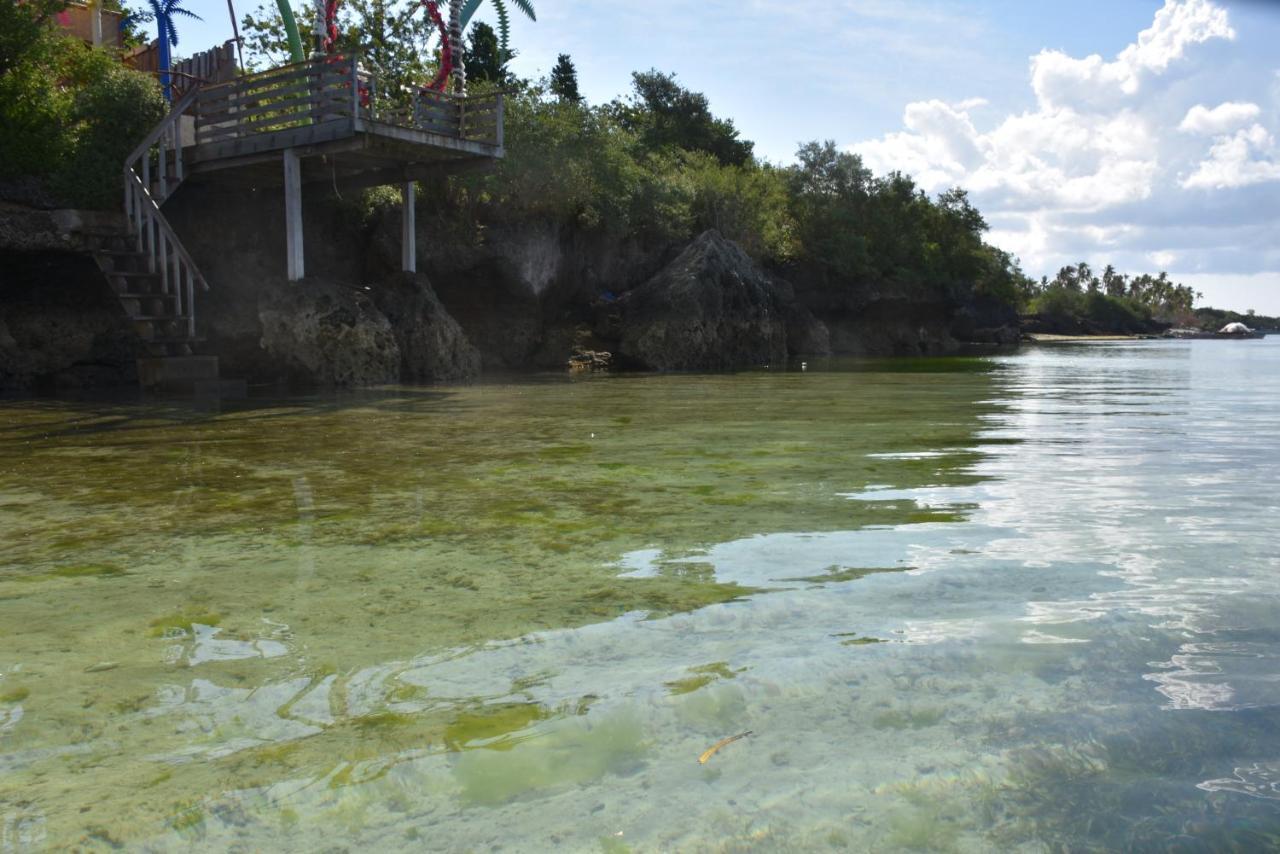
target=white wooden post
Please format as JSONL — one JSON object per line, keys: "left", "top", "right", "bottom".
{"left": 90, "top": 0, "right": 102, "bottom": 46}
{"left": 283, "top": 148, "right": 304, "bottom": 281}
{"left": 401, "top": 181, "right": 416, "bottom": 273}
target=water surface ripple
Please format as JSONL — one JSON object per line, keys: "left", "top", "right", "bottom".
{"left": 3, "top": 341, "right": 1280, "bottom": 850}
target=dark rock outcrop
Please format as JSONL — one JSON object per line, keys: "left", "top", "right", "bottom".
{"left": 0, "top": 250, "right": 144, "bottom": 391}
{"left": 205, "top": 274, "right": 480, "bottom": 388}
{"left": 369, "top": 272, "right": 481, "bottom": 382}
{"left": 951, "top": 296, "right": 1022, "bottom": 346}
{"left": 609, "top": 231, "right": 789, "bottom": 371}
{"left": 256, "top": 278, "right": 400, "bottom": 387}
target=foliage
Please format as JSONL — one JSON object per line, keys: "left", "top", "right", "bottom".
{"left": 0, "top": 16, "right": 165, "bottom": 208}
{"left": 549, "top": 53, "right": 580, "bottom": 103}
{"left": 1023, "top": 262, "right": 1200, "bottom": 318}
{"left": 611, "top": 70, "right": 754, "bottom": 168}
{"left": 442, "top": 83, "right": 793, "bottom": 258}
{"left": 0, "top": 0, "right": 68, "bottom": 77}
{"left": 1028, "top": 286, "right": 1153, "bottom": 333}
{"left": 242, "top": 0, "right": 437, "bottom": 99}
{"left": 1192, "top": 306, "right": 1280, "bottom": 331}
{"left": 465, "top": 21, "right": 506, "bottom": 84}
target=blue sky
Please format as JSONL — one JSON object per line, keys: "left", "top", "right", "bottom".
{"left": 172, "top": 1, "right": 1280, "bottom": 314}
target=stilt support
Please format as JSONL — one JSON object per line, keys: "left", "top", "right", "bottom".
{"left": 284, "top": 148, "right": 304, "bottom": 281}
{"left": 401, "top": 181, "right": 416, "bottom": 273}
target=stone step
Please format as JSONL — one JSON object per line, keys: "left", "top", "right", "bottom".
{"left": 137, "top": 355, "right": 220, "bottom": 389}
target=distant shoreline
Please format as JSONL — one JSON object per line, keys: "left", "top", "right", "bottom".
{"left": 1025, "top": 333, "right": 1159, "bottom": 343}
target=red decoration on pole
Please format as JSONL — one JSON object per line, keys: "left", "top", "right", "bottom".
{"left": 321, "top": 0, "right": 341, "bottom": 53}
{"left": 421, "top": 0, "right": 452, "bottom": 92}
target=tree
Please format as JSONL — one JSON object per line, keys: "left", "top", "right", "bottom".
{"left": 549, "top": 53, "right": 581, "bottom": 103}
{"left": 615, "top": 70, "right": 753, "bottom": 167}
{"left": 146, "top": 0, "right": 201, "bottom": 101}
{"left": 0, "top": 0, "right": 67, "bottom": 76}
{"left": 465, "top": 20, "right": 505, "bottom": 83}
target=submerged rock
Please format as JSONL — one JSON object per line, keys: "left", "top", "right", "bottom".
{"left": 614, "top": 230, "right": 788, "bottom": 371}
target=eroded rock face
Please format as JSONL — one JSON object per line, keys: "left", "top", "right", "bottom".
{"left": 613, "top": 231, "right": 789, "bottom": 371}
{"left": 0, "top": 251, "right": 143, "bottom": 391}
{"left": 370, "top": 272, "right": 481, "bottom": 382}
{"left": 257, "top": 278, "right": 400, "bottom": 387}
{"left": 206, "top": 273, "right": 480, "bottom": 388}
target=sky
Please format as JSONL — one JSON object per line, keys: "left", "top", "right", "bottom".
{"left": 173, "top": 0, "right": 1280, "bottom": 314}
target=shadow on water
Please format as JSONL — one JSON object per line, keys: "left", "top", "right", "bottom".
{"left": 0, "top": 386, "right": 467, "bottom": 443}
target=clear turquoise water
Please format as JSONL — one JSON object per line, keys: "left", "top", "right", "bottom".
{"left": 3, "top": 340, "right": 1280, "bottom": 850}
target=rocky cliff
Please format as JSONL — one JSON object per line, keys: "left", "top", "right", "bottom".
{"left": 0, "top": 190, "right": 1019, "bottom": 392}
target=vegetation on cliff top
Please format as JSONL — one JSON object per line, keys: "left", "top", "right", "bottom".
{"left": 0, "top": 0, "right": 164, "bottom": 209}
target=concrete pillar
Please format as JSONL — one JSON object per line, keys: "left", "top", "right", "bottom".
{"left": 283, "top": 149, "right": 304, "bottom": 281}
{"left": 401, "top": 181, "right": 416, "bottom": 273}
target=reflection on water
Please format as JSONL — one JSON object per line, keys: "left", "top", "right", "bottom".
{"left": 3, "top": 342, "right": 1280, "bottom": 849}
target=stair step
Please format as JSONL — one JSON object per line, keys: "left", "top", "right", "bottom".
{"left": 115, "top": 292, "right": 177, "bottom": 300}
{"left": 132, "top": 315, "right": 191, "bottom": 322}
{"left": 107, "top": 270, "right": 161, "bottom": 279}
{"left": 94, "top": 249, "right": 146, "bottom": 258}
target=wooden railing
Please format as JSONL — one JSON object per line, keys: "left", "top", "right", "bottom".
{"left": 193, "top": 56, "right": 504, "bottom": 148}
{"left": 123, "top": 88, "right": 209, "bottom": 339}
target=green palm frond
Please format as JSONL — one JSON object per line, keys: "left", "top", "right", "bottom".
{"left": 493, "top": 0, "right": 511, "bottom": 62}
{"left": 460, "top": 0, "right": 534, "bottom": 30}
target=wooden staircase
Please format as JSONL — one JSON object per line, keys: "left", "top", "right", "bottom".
{"left": 118, "top": 87, "right": 208, "bottom": 358}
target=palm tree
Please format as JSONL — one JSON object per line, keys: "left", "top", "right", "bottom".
{"left": 147, "top": 0, "right": 202, "bottom": 102}
{"left": 459, "top": 0, "right": 534, "bottom": 65}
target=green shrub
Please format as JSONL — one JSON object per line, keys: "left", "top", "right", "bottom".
{"left": 0, "top": 20, "right": 164, "bottom": 209}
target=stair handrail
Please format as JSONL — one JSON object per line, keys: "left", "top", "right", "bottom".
{"left": 124, "top": 87, "right": 201, "bottom": 198}
{"left": 123, "top": 87, "right": 209, "bottom": 341}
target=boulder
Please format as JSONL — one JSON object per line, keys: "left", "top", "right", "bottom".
{"left": 369, "top": 272, "right": 481, "bottom": 382}
{"left": 257, "top": 278, "right": 400, "bottom": 387}
{"left": 614, "top": 230, "right": 788, "bottom": 371}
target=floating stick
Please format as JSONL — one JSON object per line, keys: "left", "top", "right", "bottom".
{"left": 698, "top": 731, "right": 752, "bottom": 764}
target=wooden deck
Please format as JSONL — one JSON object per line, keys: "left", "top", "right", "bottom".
{"left": 115, "top": 53, "right": 506, "bottom": 348}
{"left": 184, "top": 56, "right": 504, "bottom": 188}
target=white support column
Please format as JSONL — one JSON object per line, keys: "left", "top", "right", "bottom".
{"left": 401, "top": 181, "right": 416, "bottom": 273}
{"left": 283, "top": 148, "right": 304, "bottom": 281}
{"left": 90, "top": 1, "right": 102, "bottom": 46}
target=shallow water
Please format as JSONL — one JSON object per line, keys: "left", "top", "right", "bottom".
{"left": 3, "top": 341, "right": 1280, "bottom": 851}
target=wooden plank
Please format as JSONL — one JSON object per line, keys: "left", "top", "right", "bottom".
{"left": 198, "top": 84, "right": 339, "bottom": 120}
{"left": 194, "top": 92, "right": 348, "bottom": 135}
{"left": 197, "top": 73, "right": 350, "bottom": 114}
{"left": 191, "top": 119, "right": 357, "bottom": 164}
{"left": 196, "top": 101, "right": 350, "bottom": 143}
{"left": 202, "top": 61, "right": 334, "bottom": 97}
{"left": 198, "top": 74, "right": 325, "bottom": 111}
{"left": 283, "top": 148, "right": 304, "bottom": 281}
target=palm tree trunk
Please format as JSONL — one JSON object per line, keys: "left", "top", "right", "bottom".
{"left": 448, "top": 0, "right": 465, "bottom": 95}
{"left": 158, "top": 20, "right": 172, "bottom": 102}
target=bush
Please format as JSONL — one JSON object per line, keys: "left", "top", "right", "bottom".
{"left": 0, "top": 22, "right": 164, "bottom": 209}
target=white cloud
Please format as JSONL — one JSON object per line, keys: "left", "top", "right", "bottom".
{"left": 1031, "top": 0, "right": 1233, "bottom": 111}
{"left": 1182, "top": 124, "right": 1280, "bottom": 189}
{"left": 848, "top": 0, "right": 1278, "bottom": 295}
{"left": 1179, "top": 102, "right": 1261, "bottom": 134}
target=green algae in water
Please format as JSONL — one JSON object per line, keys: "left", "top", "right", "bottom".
{"left": 0, "top": 687, "right": 30, "bottom": 703}
{"left": 48, "top": 564, "right": 125, "bottom": 579}
{"left": 455, "top": 707, "right": 648, "bottom": 805}
{"left": 665, "top": 662, "right": 745, "bottom": 696}
{"left": 784, "top": 564, "right": 912, "bottom": 585}
{"left": 146, "top": 611, "right": 222, "bottom": 637}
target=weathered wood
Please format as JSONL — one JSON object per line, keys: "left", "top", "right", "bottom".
{"left": 283, "top": 148, "right": 304, "bottom": 281}
{"left": 401, "top": 181, "right": 416, "bottom": 273}
{"left": 197, "top": 101, "right": 349, "bottom": 143}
